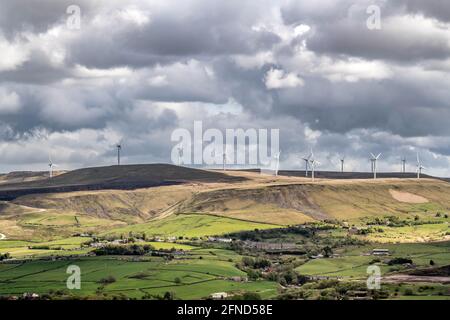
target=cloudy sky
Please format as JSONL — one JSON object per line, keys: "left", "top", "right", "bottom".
{"left": 0, "top": 0, "right": 450, "bottom": 176}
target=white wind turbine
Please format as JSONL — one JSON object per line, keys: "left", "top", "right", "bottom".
{"left": 309, "top": 149, "right": 320, "bottom": 182}
{"left": 222, "top": 151, "right": 227, "bottom": 171}
{"left": 302, "top": 151, "right": 312, "bottom": 177}
{"left": 416, "top": 153, "right": 425, "bottom": 179}
{"left": 116, "top": 144, "right": 122, "bottom": 166}
{"left": 401, "top": 157, "right": 407, "bottom": 173}
{"left": 177, "top": 146, "right": 183, "bottom": 166}
{"left": 340, "top": 156, "right": 345, "bottom": 173}
{"left": 370, "top": 152, "right": 381, "bottom": 179}
{"left": 274, "top": 150, "right": 281, "bottom": 176}
{"left": 48, "top": 154, "right": 57, "bottom": 179}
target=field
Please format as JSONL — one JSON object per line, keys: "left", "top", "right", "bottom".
{"left": 0, "top": 167, "right": 449, "bottom": 300}
{"left": 0, "top": 250, "right": 278, "bottom": 300}
{"left": 102, "top": 213, "right": 280, "bottom": 238}
{"left": 296, "top": 242, "right": 450, "bottom": 279}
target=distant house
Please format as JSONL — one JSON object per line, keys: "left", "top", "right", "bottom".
{"left": 22, "top": 293, "right": 39, "bottom": 300}
{"left": 372, "top": 249, "right": 390, "bottom": 256}
{"left": 229, "top": 276, "right": 247, "bottom": 282}
{"left": 210, "top": 292, "right": 228, "bottom": 299}
{"left": 348, "top": 227, "right": 360, "bottom": 235}
{"left": 208, "top": 237, "right": 232, "bottom": 243}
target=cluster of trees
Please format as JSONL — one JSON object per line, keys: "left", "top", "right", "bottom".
{"left": 226, "top": 225, "right": 316, "bottom": 242}
{"left": 277, "top": 280, "right": 390, "bottom": 300}
{"left": 93, "top": 244, "right": 154, "bottom": 256}
{"left": 0, "top": 253, "right": 10, "bottom": 261}
{"left": 387, "top": 257, "right": 413, "bottom": 265}
{"left": 98, "top": 276, "right": 116, "bottom": 285}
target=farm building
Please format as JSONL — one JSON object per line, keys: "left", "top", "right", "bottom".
{"left": 210, "top": 292, "right": 228, "bottom": 299}
{"left": 372, "top": 249, "right": 390, "bottom": 256}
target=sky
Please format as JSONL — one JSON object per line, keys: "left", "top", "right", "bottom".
{"left": 0, "top": 0, "right": 449, "bottom": 176}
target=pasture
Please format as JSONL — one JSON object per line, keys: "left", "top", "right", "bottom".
{"left": 103, "top": 213, "right": 280, "bottom": 238}
{"left": 0, "top": 251, "right": 278, "bottom": 299}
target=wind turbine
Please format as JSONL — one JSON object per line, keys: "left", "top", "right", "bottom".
{"left": 370, "top": 153, "right": 381, "bottom": 179}
{"left": 222, "top": 151, "right": 226, "bottom": 171}
{"left": 340, "top": 156, "right": 345, "bottom": 173}
{"left": 416, "top": 153, "right": 425, "bottom": 179}
{"left": 302, "top": 151, "right": 312, "bottom": 177}
{"left": 116, "top": 144, "right": 122, "bottom": 165}
{"left": 401, "top": 157, "right": 407, "bottom": 173}
{"left": 177, "top": 147, "right": 183, "bottom": 166}
{"left": 48, "top": 154, "right": 54, "bottom": 179}
{"left": 309, "top": 150, "right": 320, "bottom": 182}
{"left": 274, "top": 150, "right": 281, "bottom": 176}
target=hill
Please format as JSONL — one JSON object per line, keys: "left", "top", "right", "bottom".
{"left": 0, "top": 171, "right": 65, "bottom": 184}
{"left": 0, "top": 164, "right": 246, "bottom": 200}
{"left": 177, "top": 177, "right": 450, "bottom": 224}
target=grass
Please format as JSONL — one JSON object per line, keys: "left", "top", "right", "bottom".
{"left": 143, "top": 242, "right": 196, "bottom": 251}
{"left": 296, "top": 241, "right": 450, "bottom": 279}
{"left": 103, "top": 213, "right": 280, "bottom": 238}
{"left": 0, "top": 251, "right": 279, "bottom": 300}
{"left": 361, "top": 223, "right": 449, "bottom": 243}
{"left": 0, "top": 237, "right": 92, "bottom": 258}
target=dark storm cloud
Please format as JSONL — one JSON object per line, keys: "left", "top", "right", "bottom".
{"left": 0, "top": 0, "right": 98, "bottom": 37}
{"left": 66, "top": 0, "right": 281, "bottom": 69}
{"left": 0, "top": 0, "right": 449, "bottom": 175}
{"left": 399, "top": 0, "right": 450, "bottom": 22}
{"left": 274, "top": 75, "right": 450, "bottom": 137}
{"left": 306, "top": 20, "right": 450, "bottom": 62}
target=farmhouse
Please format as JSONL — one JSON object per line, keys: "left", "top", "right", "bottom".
{"left": 208, "top": 237, "right": 232, "bottom": 243}
{"left": 210, "top": 292, "right": 228, "bottom": 299}
{"left": 372, "top": 249, "right": 390, "bottom": 256}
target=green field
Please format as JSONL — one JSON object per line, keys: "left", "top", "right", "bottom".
{"left": 296, "top": 242, "right": 450, "bottom": 279}
{"left": 0, "top": 251, "right": 278, "bottom": 299}
{"left": 103, "top": 213, "right": 280, "bottom": 238}
{"left": 0, "top": 237, "right": 93, "bottom": 258}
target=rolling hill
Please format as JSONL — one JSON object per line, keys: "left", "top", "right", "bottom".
{"left": 0, "top": 166, "right": 449, "bottom": 241}
{"left": 0, "top": 164, "right": 246, "bottom": 200}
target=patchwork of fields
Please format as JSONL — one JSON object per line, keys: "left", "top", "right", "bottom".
{"left": 0, "top": 249, "right": 278, "bottom": 300}
{"left": 0, "top": 168, "right": 449, "bottom": 300}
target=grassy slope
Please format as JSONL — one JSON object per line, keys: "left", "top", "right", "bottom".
{"left": 102, "top": 213, "right": 280, "bottom": 238}
{"left": 0, "top": 251, "right": 279, "bottom": 299}
{"left": 296, "top": 241, "right": 450, "bottom": 278}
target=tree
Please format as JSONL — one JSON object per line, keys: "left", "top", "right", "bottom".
{"left": 323, "top": 246, "right": 333, "bottom": 258}
{"left": 241, "top": 292, "right": 262, "bottom": 300}
{"left": 163, "top": 291, "right": 175, "bottom": 300}
{"left": 174, "top": 277, "right": 181, "bottom": 285}
{"left": 430, "top": 260, "right": 435, "bottom": 266}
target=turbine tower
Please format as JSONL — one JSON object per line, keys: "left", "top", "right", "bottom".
{"left": 416, "top": 153, "right": 425, "bottom": 179}
{"left": 274, "top": 150, "right": 281, "bottom": 176}
{"left": 401, "top": 157, "right": 406, "bottom": 173}
{"left": 370, "top": 152, "right": 381, "bottom": 179}
{"left": 116, "top": 144, "right": 122, "bottom": 166}
{"left": 302, "top": 151, "right": 312, "bottom": 177}
{"left": 340, "top": 156, "right": 345, "bottom": 173}
{"left": 177, "top": 147, "right": 183, "bottom": 166}
{"left": 222, "top": 151, "right": 226, "bottom": 171}
{"left": 309, "top": 150, "right": 320, "bottom": 182}
{"left": 48, "top": 155, "right": 54, "bottom": 179}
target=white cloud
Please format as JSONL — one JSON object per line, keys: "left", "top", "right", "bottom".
{"left": 265, "top": 68, "right": 305, "bottom": 89}
{"left": 316, "top": 58, "right": 393, "bottom": 82}
{"left": 0, "top": 35, "right": 29, "bottom": 71}
{"left": 233, "top": 51, "right": 275, "bottom": 70}
{"left": 0, "top": 88, "right": 21, "bottom": 114}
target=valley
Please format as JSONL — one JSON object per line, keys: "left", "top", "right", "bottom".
{"left": 0, "top": 165, "right": 449, "bottom": 300}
